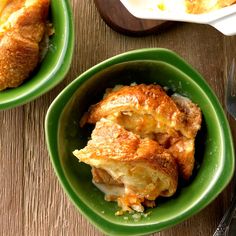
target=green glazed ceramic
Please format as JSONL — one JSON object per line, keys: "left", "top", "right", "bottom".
{"left": 45, "top": 48, "right": 235, "bottom": 236}
{"left": 0, "top": 0, "right": 74, "bottom": 110}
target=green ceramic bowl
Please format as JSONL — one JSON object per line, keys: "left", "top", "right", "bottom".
{"left": 45, "top": 48, "right": 235, "bottom": 236}
{"left": 0, "top": 0, "right": 74, "bottom": 110}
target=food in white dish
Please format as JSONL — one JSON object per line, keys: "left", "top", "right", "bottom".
{"left": 126, "top": 0, "right": 236, "bottom": 14}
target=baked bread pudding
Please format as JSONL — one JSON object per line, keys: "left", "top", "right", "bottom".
{"left": 186, "top": 0, "right": 236, "bottom": 13}
{"left": 0, "top": 0, "right": 50, "bottom": 91}
{"left": 73, "top": 84, "right": 202, "bottom": 214}
{"left": 137, "top": 0, "right": 236, "bottom": 14}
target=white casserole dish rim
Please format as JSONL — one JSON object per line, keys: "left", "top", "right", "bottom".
{"left": 120, "top": 0, "right": 236, "bottom": 35}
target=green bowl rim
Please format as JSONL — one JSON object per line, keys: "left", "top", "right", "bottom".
{"left": 45, "top": 48, "right": 235, "bottom": 236}
{"left": 0, "top": 0, "right": 74, "bottom": 110}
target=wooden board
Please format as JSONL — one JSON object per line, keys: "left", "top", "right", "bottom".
{"left": 94, "top": 0, "right": 173, "bottom": 36}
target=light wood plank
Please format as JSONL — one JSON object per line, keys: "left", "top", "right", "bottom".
{"left": 0, "top": 108, "right": 24, "bottom": 236}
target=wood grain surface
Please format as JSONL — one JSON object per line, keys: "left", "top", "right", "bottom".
{"left": 1, "top": 0, "right": 236, "bottom": 235}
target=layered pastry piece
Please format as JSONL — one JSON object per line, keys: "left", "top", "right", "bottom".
{"left": 82, "top": 84, "right": 202, "bottom": 180}
{"left": 73, "top": 118, "right": 178, "bottom": 214}
{"left": 83, "top": 84, "right": 199, "bottom": 139}
{"left": 0, "top": 0, "right": 50, "bottom": 90}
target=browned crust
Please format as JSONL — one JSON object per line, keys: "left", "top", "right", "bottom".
{"left": 81, "top": 85, "right": 202, "bottom": 181}
{"left": 84, "top": 84, "right": 200, "bottom": 139}
{"left": 86, "top": 84, "right": 183, "bottom": 130}
{"left": 186, "top": 0, "right": 236, "bottom": 14}
{"left": 75, "top": 118, "right": 178, "bottom": 190}
{"left": 0, "top": 34, "right": 39, "bottom": 89}
{"left": 0, "top": 0, "right": 50, "bottom": 90}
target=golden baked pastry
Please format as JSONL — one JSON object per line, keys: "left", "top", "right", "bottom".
{"left": 74, "top": 83, "right": 202, "bottom": 214}
{"left": 73, "top": 118, "right": 178, "bottom": 214}
{"left": 82, "top": 84, "right": 202, "bottom": 180}
{"left": 0, "top": 0, "right": 50, "bottom": 91}
{"left": 84, "top": 84, "right": 200, "bottom": 139}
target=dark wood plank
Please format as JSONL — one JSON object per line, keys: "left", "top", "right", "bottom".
{"left": 94, "top": 0, "right": 173, "bottom": 36}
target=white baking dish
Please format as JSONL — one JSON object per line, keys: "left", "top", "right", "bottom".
{"left": 120, "top": 0, "right": 236, "bottom": 35}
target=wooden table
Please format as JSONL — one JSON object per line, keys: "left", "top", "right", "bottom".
{"left": 1, "top": 1, "right": 236, "bottom": 235}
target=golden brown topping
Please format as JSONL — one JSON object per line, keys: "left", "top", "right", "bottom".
{"left": 0, "top": 0, "right": 50, "bottom": 91}
{"left": 73, "top": 83, "right": 202, "bottom": 214}
{"left": 186, "top": 0, "right": 236, "bottom": 14}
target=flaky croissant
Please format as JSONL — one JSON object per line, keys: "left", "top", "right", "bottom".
{"left": 0, "top": 0, "right": 50, "bottom": 91}
{"left": 73, "top": 118, "right": 178, "bottom": 213}
{"left": 82, "top": 84, "right": 202, "bottom": 180}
